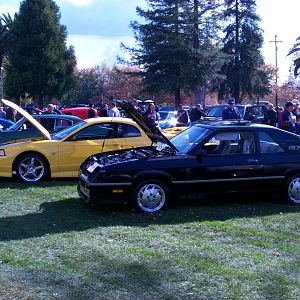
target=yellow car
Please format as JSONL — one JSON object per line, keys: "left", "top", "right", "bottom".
{"left": 162, "top": 126, "right": 188, "bottom": 139}
{"left": 0, "top": 99, "right": 152, "bottom": 182}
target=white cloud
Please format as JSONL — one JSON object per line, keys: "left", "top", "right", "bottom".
{"left": 67, "top": 34, "right": 135, "bottom": 68}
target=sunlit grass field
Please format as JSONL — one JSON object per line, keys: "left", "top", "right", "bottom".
{"left": 0, "top": 180, "right": 299, "bottom": 299}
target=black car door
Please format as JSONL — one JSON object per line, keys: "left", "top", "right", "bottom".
{"left": 184, "top": 130, "right": 264, "bottom": 195}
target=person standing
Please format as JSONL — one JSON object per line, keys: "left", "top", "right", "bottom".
{"left": 176, "top": 104, "right": 188, "bottom": 126}
{"left": 42, "top": 103, "right": 57, "bottom": 115}
{"left": 265, "top": 103, "right": 277, "bottom": 127}
{"left": 0, "top": 106, "right": 6, "bottom": 119}
{"left": 279, "top": 101, "right": 296, "bottom": 133}
{"left": 87, "top": 103, "right": 97, "bottom": 118}
{"left": 108, "top": 102, "right": 121, "bottom": 117}
{"left": 99, "top": 104, "right": 109, "bottom": 117}
{"left": 41, "top": 103, "right": 57, "bottom": 130}
{"left": 6, "top": 107, "right": 18, "bottom": 122}
{"left": 146, "top": 103, "right": 160, "bottom": 127}
{"left": 292, "top": 99, "right": 300, "bottom": 134}
{"left": 222, "top": 98, "right": 240, "bottom": 120}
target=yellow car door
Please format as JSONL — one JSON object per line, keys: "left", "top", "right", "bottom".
{"left": 57, "top": 123, "right": 126, "bottom": 176}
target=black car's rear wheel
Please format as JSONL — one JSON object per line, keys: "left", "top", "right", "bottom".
{"left": 285, "top": 174, "right": 300, "bottom": 205}
{"left": 15, "top": 153, "right": 48, "bottom": 183}
{"left": 132, "top": 180, "right": 169, "bottom": 213}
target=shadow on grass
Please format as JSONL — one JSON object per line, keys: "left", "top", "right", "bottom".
{"left": 0, "top": 192, "right": 299, "bottom": 242}
{"left": 0, "top": 178, "right": 77, "bottom": 190}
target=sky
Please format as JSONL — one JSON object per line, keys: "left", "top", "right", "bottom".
{"left": 1, "top": 0, "right": 300, "bottom": 83}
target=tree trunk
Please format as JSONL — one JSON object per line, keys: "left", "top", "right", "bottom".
{"left": 33, "top": 92, "right": 43, "bottom": 109}
{"left": 174, "top": 88, "right": 181, "bottom": 109}
{"left": 195, "top": 86, "right": 206, "bottom": 108}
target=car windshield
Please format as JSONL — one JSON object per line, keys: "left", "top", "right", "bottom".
{"left": 52, "top": 120, "right": 87, "bottom": 140}
{"left": 159, "top": 112, "right": 169, "bottom": 120}
{"left": 208, "top": 105, "right": 245, "bottom": 118}
{"left": 159, "top": 111, "right": 175, "bottom": 121}
{"left": 170, "top": 126, "right": 211, "bottom": 153}
{"left": 7, "top": 117, "right": 26, "bottom": 131}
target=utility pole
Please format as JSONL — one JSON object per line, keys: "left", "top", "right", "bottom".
{"left": 270, "top": 35, "right": 283, "bottom": 109}
{"left": 0, "top": 67, "right": 3, "bottom": 100}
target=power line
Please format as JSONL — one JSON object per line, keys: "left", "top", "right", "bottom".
{"left": 68, "top": 33, "right": 134, "bottom": 39}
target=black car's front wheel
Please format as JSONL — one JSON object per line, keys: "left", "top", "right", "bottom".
{"left": 15, "top": 153, "right": 48, "bottom": 183}
{"left": 285, "top": 174, "right": 300, "bottom": 205}
{"left": 132, "top": 180, "right": 170, "bottom": 213}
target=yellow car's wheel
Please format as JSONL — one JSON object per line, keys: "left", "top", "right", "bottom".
{"left": 15, "top": 153, "right": 48, "bottom": 183}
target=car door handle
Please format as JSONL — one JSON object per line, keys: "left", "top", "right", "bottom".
{"left": 247, "top": 159, "right": 259, "bottom": 163}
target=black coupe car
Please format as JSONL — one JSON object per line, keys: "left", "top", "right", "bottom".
{"left": 78, "top": 101, "right": 300, "bottom": 213}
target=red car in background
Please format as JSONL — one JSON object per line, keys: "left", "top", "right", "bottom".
{"left": 61, "top": 107, "right": 98, "bottom": 119}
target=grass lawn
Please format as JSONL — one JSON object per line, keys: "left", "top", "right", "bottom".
{"left": 0, "top": 179, "right": 299, "bottom": 299}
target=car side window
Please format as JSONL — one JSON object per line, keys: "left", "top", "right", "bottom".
{"left": 202, "top": 131, "right": 255, "bottom": 155}
{"left": 258, "top": 132, "right": 284, "bottom": 153}
{"left": 119, "top": 124, "right": 141, "bottom": 138}
{"left": 55, "top": 119, "right": 74, "bottom": 131}
{"left": 70, "top": 123, "right": 116, "bottom": 140}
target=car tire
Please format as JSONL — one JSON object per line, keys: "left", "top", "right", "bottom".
{"left": 132, "top": 179, "right": 170, "bottom": 213}
{"left": 285, "top": 174, "right": 300, "bottom": 205}
{"left": 15, "top": 153, "right": 48, "bottom": 183}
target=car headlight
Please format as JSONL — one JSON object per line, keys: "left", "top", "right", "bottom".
{"left": 0, "top": 149, "right": 5, "bottom": 156}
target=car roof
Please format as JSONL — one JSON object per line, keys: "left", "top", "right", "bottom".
{"left": 31, "top": 114, "right": 81, "bottom": 121}
{"left": 193, "top": 120, "right": 269, "bottom": 130}
{"left": 83, "top": 117, "right": 139, "bottom": 125}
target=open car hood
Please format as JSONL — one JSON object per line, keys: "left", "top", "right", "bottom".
{"left": 117, "top": 101, "right": 177, "bottom": 152}
{"left": 1, "top": 99, "right": 51, "bottom": 140}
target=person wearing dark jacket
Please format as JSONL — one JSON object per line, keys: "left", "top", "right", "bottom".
{"left": 222, "top": 98, "right": 240, "bottom": 120}
{"left": 189, "top": 104, "right": 207, "bottom": 123}
{"left": 176, "top": 104, "right": 188, "bottom": 126}
{"left": 265, "top": 103, "right": 277, "bottom": 127}
{"left": 279, "top": 101, "right": 296, "bottom": 133}
{"left": 292, "top": 99, "right": 300, "bottom": 134}
{"left": 99, "top": 104, "right": 108, "bottom": 117}
{"left": 88, "top": 103, "right": 96, "bottom": 118}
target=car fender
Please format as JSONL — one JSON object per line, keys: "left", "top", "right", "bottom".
{"left": 283, "top": 166, "right": 300, "bottom": 179}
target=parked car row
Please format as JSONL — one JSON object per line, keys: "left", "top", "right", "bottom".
{"left": 1, "top": 99, "right": 300, "bottom": 214}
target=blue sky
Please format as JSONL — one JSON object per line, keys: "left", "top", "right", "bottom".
{"left": 1, "top": 0, "right": 299, "bottom": 83}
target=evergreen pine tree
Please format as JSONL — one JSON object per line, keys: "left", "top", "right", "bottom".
{"left": 218, "top": 0, "right": 269, "bottom": 102}
{"left": 5, "top": 0, "right": 76, "bottom": 108}
{"left": 124, "top": 0, "right": 224, "bottom": 107}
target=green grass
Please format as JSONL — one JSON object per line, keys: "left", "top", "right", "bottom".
{"left": 0, "top": 179, "right": 299, "bottom": 299}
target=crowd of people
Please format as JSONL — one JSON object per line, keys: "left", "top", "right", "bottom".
{"left": 221, "top": 97, "right": 300, "bottom": 134}
{"left": 2, "top": 98, "right": 300, "bottom": 136}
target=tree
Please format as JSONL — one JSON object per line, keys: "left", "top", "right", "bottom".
{"left": 123, "top": 0, "right": 224, "bottom": 108}
{"left": 218, "top": 0, "right": 269, "bottom": 102}
{"left": 4, "top": 0, "right": 76, "bottom": 108}
{"left": 288, "top": 36, "right": 300, "bottom": 78}
{"left": 0, "top": 13, "right": 14, "bottom": 69}
{"left": 61, "top": 67, "right": 104, "bottom": 105}
{"left": 105, "top": 66, "right": 145, "bottom": 101}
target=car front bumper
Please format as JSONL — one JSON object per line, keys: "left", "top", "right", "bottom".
{"left": 78, "top": 174, "right": 132, "bottom": 204}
